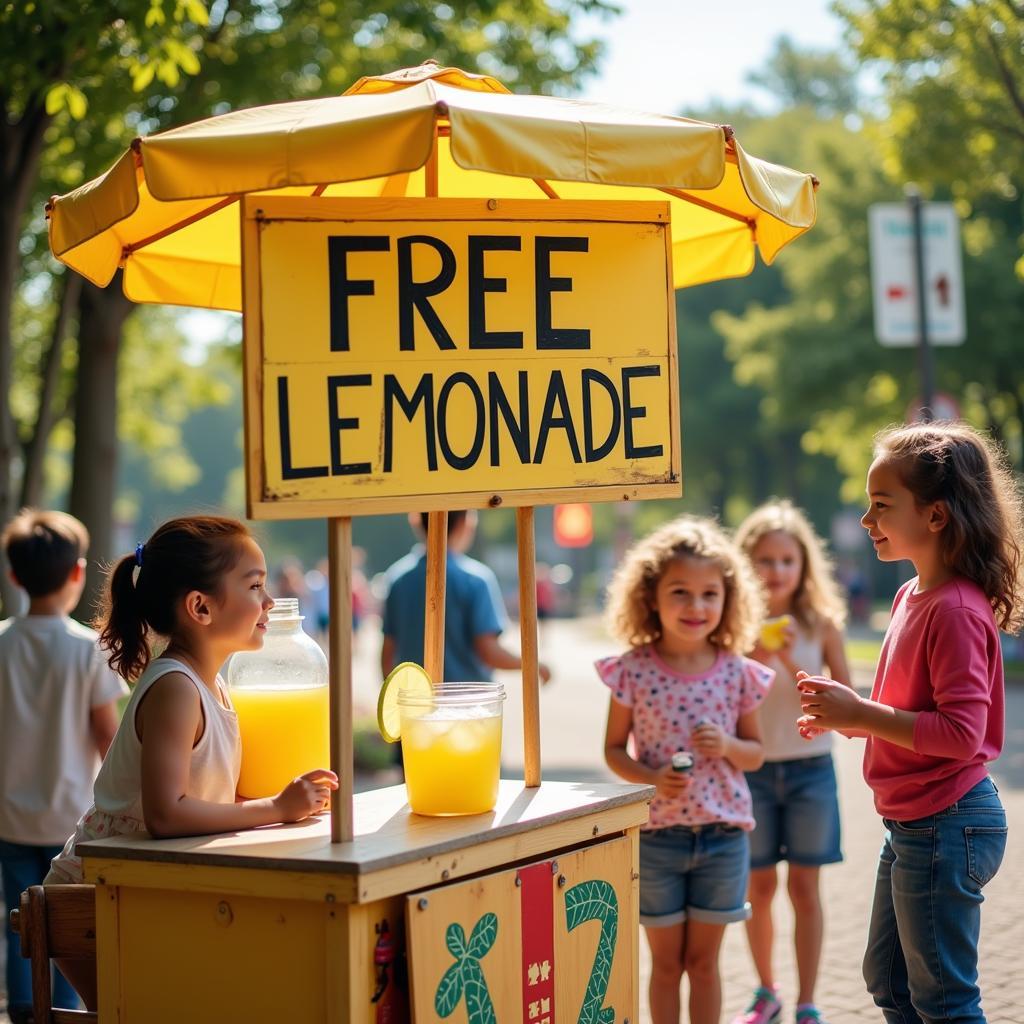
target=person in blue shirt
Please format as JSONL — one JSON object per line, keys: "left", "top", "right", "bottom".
{"left": 380, "top": 511, "right": 550, "bottom": 684}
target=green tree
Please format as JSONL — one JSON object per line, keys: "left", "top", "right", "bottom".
{"left": 748, "top": 34, "right": 860, "bottom": 116}
{"left": 6, "top": 0, "right": 618, "bottom": 614}
{"left": 1, "top": 1, "right": 207, "bottom": 610}
{"left": 837, "top": 0, "right": 1024, "bottom": 270}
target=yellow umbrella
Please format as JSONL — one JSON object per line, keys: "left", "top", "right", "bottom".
{"left": 47, "top": 61, "right": 817, "bottom": 311}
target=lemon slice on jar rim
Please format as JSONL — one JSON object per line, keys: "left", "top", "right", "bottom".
{"left": 376, "top": 661, "right": 433, "bottom": 743}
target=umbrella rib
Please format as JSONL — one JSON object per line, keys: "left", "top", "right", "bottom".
{"left": 659, "top": 188, "right": 754, "bottom": 228}
{"left": 122, "top": 195, "right": 240, "bottom": 258}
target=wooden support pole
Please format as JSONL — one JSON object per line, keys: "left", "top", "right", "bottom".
{"left": 328, "top": 516, "right": 354, "bottom": 843}
{"left": 517, "top": 506, "right": 541, "bottom": 787}
{"left": 423, "top": 512, "right": 448, "bottom": 683}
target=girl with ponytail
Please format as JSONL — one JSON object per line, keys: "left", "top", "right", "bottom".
{"left": 46, "top": 516, "right": 336, "bottom": 1004}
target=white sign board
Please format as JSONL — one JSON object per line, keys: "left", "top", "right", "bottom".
{"left": 869, "top": 202, "right": 965, "bottom": 346}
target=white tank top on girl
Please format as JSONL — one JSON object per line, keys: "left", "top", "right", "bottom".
{"left": 759, "top": 621, "right": 833, "bottom": 761}
{"left": 47, "top": 657, "right": 241, "bottom": 883}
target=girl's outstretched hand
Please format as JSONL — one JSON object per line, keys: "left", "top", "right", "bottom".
{"left": 796, "top": 671, "right": 864, "bottom": 731}
{"left": 652, "top": 762, "right": 692, "bottom": 799}
{"left": 274, "top": 769, "right": 339, "bottom": 822}
{"left": 796, "top": 716, "right": 829, "bottom": 740}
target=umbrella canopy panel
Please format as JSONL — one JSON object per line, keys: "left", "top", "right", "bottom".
{"left": 48, "top": 63, "right": 818, "bottom": 310}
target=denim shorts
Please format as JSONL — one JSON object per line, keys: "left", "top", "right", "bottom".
{"left": 639, "top": 823, "right": 750, "bottom": 928}
{"left": 746, "top": 754, "right": 843, "bottom": 868}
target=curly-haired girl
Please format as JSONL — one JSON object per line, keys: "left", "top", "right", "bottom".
{"left": 598, "top": 515, "right": 772, "bottom": 1024}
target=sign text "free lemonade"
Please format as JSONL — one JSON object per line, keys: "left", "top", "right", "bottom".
{"left": 242, "top": 199, "right": 680, "bottom": 518}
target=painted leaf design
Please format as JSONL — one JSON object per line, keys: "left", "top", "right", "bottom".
{"left": 434, "top": 961, "right": 464, "bottom": 1018}
{"left": 565, "top": 880, "right": 619, "bottom": 1024}
{"left": 446, "top": 922, "right": 468, "bottom": 959}
{"left": 565, "top": 880, "right": 618, "bottom": 932}
{"left": 463, "top": 956, "right": 498, "bottom": 1024}
{"left": 468, "top": 911, "right": 498, "bottom": 959}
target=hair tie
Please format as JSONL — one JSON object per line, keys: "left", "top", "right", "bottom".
{"left": 135, "top": 542, "right": 145, "bottom": 567}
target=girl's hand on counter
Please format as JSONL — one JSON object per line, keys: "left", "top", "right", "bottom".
{"left": 274, "top": 769, "right": 339, "bottom": 822}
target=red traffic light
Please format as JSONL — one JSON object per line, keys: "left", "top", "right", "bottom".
{"left": 553, "top": 503, "right": 593, "bottom": 548}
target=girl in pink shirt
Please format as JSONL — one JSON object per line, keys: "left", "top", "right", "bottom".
{"left": 798, "top": 422, "right": 1022, "bottom": 1024}
{"left": 599, "top": 516, "right": 772, "bottom": 1024}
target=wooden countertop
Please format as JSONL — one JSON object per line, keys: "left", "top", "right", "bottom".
{"left": 78, "top": 780, "right": 652, "bottom": 900}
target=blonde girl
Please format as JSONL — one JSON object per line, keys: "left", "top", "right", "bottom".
{"left": 598, "top": 515, "right": 772, "bottom": 1024}
{"left": 799, "top": 422, "right": 1022, "bottom": 1024}
{"left": 46, "top": 516, "right": 337, "bottom": 1007}
{"left": 732, "top": 501, "right": 853, "bottom": 1024}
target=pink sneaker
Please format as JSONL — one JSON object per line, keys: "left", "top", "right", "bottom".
{"left": 732, "top": 986, "right": 782, "bottom": 1024}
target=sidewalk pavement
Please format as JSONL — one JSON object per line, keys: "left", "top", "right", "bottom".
{"left": 3, "top": 617, "right": 1020, "bottom": 1023}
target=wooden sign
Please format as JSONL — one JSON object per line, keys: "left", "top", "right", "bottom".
{"left": 241, "top": 197, "right": 680, "bottom": 519}
{"left": 405, "top": 835, "right": 637, "bottom": 1023}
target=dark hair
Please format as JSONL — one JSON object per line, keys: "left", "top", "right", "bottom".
{"left": 418, "top": 511, "right": 468, "bottom": 536}
{"left": 1, "top": 508, "right": 89, "bottom": 597}
{"left": 875, "top": 422, "right": 1024, "bottom": 632}
{"left": 96, "top": 516, "right": 252, "bottom": 680}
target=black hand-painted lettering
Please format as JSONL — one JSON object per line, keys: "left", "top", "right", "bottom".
{"left": 437, "top": 372, "right": 485, "bottom": 470}
{"left": 468, "top": 236, "right": 524, "bottom": 349}
{"left": 487, "top": 371, "right": 531, "bottom": 466}
{"left": 533, "top": 369, "right": 583, "bottom": 464}
{"left": 397, "top": 235, "right": 457, "bottom": 351}
{"left": 622, "top": 365, "right": 664, "bottom": 459}
{"left": 383, "top": 374, "right": 437, "bottom": 472}
{"left": 535, "top": 236, "right": 591, "bottom": 350}
{"left": 581, "top": 368, "right": 622, "bottom": 462}
{"left": 327, "top": 236, "right": 390, "bottom": 352}
{"left": 277, "top": 376, "right": 328, "bottom": 479}
{"left": 327, "top": 374, "right": 372, "bottom": 475}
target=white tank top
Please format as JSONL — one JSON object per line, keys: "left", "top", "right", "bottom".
{"left": 758, "top": 622, "right": 833, "bottom": 761}
{"left": 48, "top": 658, "right": 241, "bottom": 882}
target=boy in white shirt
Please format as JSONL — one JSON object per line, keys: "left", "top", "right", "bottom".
{"left": 0, "top": 510, "right": 127, "bottom": 1023}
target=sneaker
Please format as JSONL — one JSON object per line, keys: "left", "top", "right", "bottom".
{"left": 795, "top": 1006, "right": 828, "bottom": 1024}
{"left": 732, "top": 986, "right": 782, "bottom": 1024}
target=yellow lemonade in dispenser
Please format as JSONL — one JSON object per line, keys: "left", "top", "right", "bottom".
{"left": 227, "top": 598, "right": 330, "bottom": 799}
{"left": 232, "top": 685, "right": 329, "bottom": 798}
{"left": 398, "top": 683, "right": 505, "bottom": 815}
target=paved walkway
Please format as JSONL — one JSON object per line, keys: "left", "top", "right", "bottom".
{"left": 3, "top": 617, "right": 1021, "bottom": 1022}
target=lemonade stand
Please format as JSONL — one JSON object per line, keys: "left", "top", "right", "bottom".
{"left": 47, "top": 61, "right": 817, "bottom": 1023}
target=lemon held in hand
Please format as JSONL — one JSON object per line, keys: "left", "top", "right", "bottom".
{"left": 377, "top": 662, "right": 433, "bottom": 743}
{"left": 760, "top": 615, "right": 793, "bottom": 652}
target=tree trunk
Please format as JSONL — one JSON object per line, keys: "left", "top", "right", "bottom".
{"left": 21, "top": 272, "right": 82, "bottom": 507}
{"left": 0, "top": 102, "right": 53, "bottom": 614}
{"left": 70, "top": 274, "right": 133, "bottom": 622}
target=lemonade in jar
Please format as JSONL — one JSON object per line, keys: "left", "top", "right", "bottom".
{"left": 227, "top": 598, "right": 329, "bottom": 798}
{"left": 397, "top": 682, "right": 505, "bottom": 815}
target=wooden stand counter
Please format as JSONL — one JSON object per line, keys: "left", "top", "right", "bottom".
{"left": 80, "top": 780, "right": 653, "bottom": 1024}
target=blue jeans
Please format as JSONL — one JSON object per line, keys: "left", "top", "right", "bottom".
{"left": 862, "top": 777, "right": 1007, "bottom": 1024}
{"left": 0, "top": 839, "right": 80, "bottom": 1012}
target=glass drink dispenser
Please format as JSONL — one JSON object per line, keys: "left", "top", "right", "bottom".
{"left": 227, "top": 598, "right": 329, "bottom": 798}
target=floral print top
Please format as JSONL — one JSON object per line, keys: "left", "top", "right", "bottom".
{"left": 597, "top": 644, "right": 773, "bottom": 831}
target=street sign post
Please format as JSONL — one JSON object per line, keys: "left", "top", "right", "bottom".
{"left": 868, "top": 200, "right": 966, "bottom": 347}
